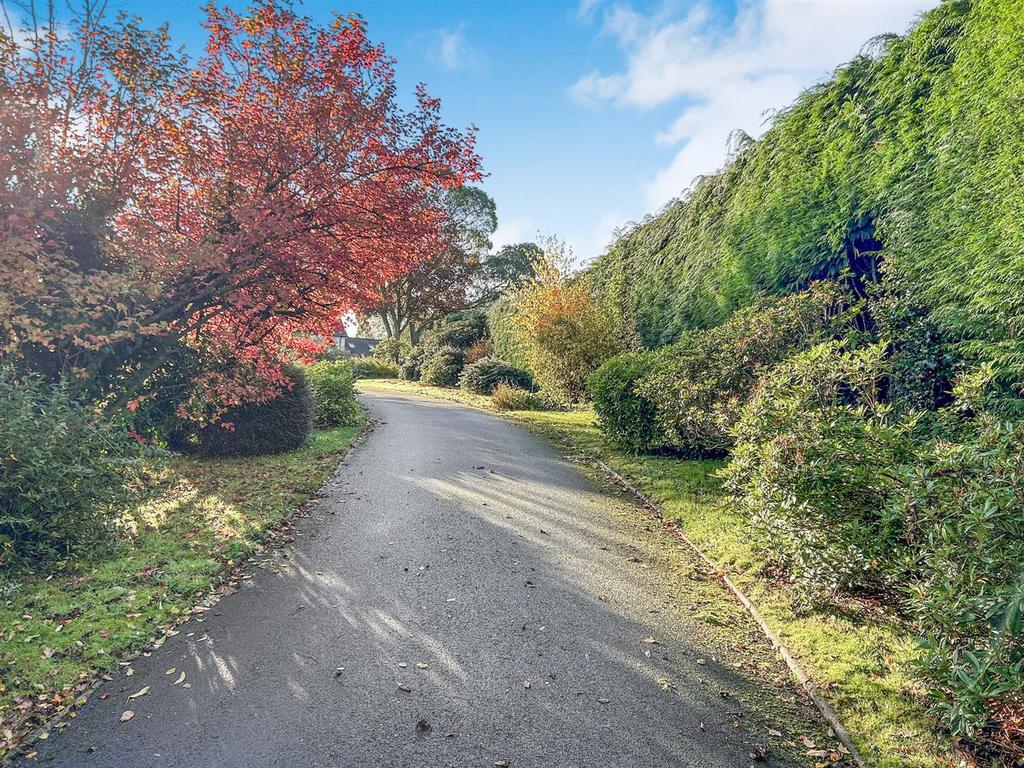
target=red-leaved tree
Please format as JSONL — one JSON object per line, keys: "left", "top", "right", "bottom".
{"left": 1, "top": 1, "right": 481, "bottom": 424}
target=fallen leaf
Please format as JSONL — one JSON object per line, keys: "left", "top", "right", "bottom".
{"left": 415, "top": 662, "right": 428, "bottom": 670}
{"left": 173, "top": 671, "right": 186, "bottom": 685}
{"left": 42, "top": 647, "right": 54, "bottom": 659}
{"left": 120, "top": 710, "right": 134, "bottom": 722}
{"left": 640, "top": 636, "right": 657, "bottom": 644}
{"left": 597, "top": 697, "right": 610, "bottom": 704}
{"left": 165, "top": 668, "right": 176, "bottom": 675}
{"left": 768, "top": 728, "right": 783, "bottom": 738}
{"left": 127, "top": 686, "right": 150, "bottom": 700}
{"left": 494, "top": 762, "right": 510, "bottom": 767}
{"left": 398, "top": 683, "right": 412, "bottom": 693}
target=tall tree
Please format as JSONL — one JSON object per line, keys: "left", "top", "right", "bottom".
{"left": 364, "top": 185, "right": 496, "bottom": 343}
{"left": 0, "top": 1, "right": 481, "bottom": 421}
{"left": 472, "top": 241, "right": 543, "bottom": 304}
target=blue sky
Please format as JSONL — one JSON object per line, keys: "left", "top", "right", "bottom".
{"left": 96, "top": 0, "right": 934, "bottom": 264}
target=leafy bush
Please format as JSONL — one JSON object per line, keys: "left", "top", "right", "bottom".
{"left": 639, "top": 282, "right": 846, "bottom": 456}
{"left": 350, "top": 356, "right": 399, "bottom": 379}
{"left": 723, "top": 341, "right": 917, "bottom": 597}
{"left": 587, "top": 352, "right": 660, "bottom": 453}
{"left": 372, "top": 338, "right": 410, "bottom": 365}
{"left": 171, "top": 366, "right": 314, "bottom": 457}
{"left": 459, "top": 357, "right": 532, "bottom": 395}
{"left": 513, "top": 266, "right": 623, "bottom": 402}
{"left": 306, "top": 360, "right": 361, "bottom": 427}
{"left": 899, "top": 416, "right": 1024, "bottom": 751}
{"left": 487, "top": 293, "right": 530, "bottom": 371}
{"left": 1, "top": 369, "right": 144, "bottom": 567}
{"left": 421, "top": 311, "right": 488, "bottom": 351}
{"left": 400, "top": 346, "right": 426, "bottom": 381}
{"left": 420, "top": 346, "right": 465, "bottom": 387}
{"left": 491, "top": 383, "right": 548, "bottom": 411}
{"left": 463, "top": 338, "right": 493, "bottom": 364}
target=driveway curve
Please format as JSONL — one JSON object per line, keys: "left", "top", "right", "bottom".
{"left": 21, "top": 389, "right": 820, "bottom": 767}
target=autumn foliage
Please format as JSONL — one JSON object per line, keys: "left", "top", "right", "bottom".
{"left": 0, "top": 2, "right": 481, "bottom": 423}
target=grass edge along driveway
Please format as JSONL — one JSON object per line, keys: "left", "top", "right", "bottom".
{"left": 0, "top": 420, "right": 366, "bottom": 761}
{"left": 358, "top": 378, "right": 954, "bottom": 768}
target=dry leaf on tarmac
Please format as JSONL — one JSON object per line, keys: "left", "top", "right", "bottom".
{"left": 127, "top": 686, "right": 150, "bottom": 700}
{"left": 415, "top": 662, "right": 428, "bottom": 669}
{"left": 120, "top": 710, "right": 135, "bottom": 722}
{"left": 173, "top": 671, "right": 186, "bottom": 685}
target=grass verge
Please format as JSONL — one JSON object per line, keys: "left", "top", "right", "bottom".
{"left": 0, "top": 420, "right": 364, "bottom": 759}
{"left": 360, "top": 379, "right": 954, "bottom": 768}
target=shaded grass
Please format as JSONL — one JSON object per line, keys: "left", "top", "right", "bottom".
{"left": 360, "top": 380, "right": 953, "bottom": 768}
{"left": 0, "top": 422, "right": 363, "bottom": 757}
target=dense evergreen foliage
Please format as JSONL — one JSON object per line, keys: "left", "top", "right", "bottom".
{"left": 171, "top": 366, "right": 314, "bottom": 457}
{"left": 588, "top": 0, "right": 1024, "bottom": 399}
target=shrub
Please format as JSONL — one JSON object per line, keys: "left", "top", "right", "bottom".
{"left": 487, "top": 293, "right": 530, "bottom": 371}
{"left": 459, "top": 357, "right": 532, "bottom": 395}
{"left": 491, "top": 383, "right": 548, "bottom": 411}
{"left": 1, "top": 369, "right": 144, "bottom": 567}
{"left": 420, "top": 346, "right": 465, "bottom": 387}
{"left": 723, "top": 341, "right": 917, "bottom": 597}
{"left": 514, "top": 266, "right": 623, "bottom": 402}
{"left": 898, "top": 416, "right": 1024, "bottom": 750}
{"left": 171, "top": 365, "right": 313, "bottom": 457}
{"left": 421, "top": 311, "right": 488, "bottom": 351}
{"left": 372, "top": 338, "right": 410, "bottom": 365}
{"left": 400, "top": 346, "right": 426, "bottom": 381}
{"left": 587, "top": 352, "right": 660, "bottom": 453}
{"left": 463, "top": 338, "right": 493, "bottom": 364}
{"left": 350, "top": 356, "right": 399, "bottom": 379}
{"left": 639, "top": 281, "right": 846, "bottom": 456}
{"left": 306, "top": 360, "right": 360, "bottom": 427}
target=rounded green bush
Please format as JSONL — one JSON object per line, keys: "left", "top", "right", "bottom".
{"left": 421, "top": 312, "right": 488, "bottom": 351}
{"left": 306, "top": 360, "right": 360, "bottom": 427}
{"left": 420, "top": 346, "right": 465, "bottom": 387}
{"left": 372, "top": 338, "right": 410, "bottom": 365}
{"left": 458, "top": 357, "right": 532, "bottom": 395}
{"left": 172, "top": 365, "right": 314, "bottom": 457}
{"left": 586, "top": 352, "right": 660, "bottom": 453}
{"left": 1, "top": 368, "right": 144, "bottom": 566}
{"left": 400, "top": 347, "right": 426, "bottom": 381}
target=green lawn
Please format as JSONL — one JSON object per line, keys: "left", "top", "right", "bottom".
{"left": 0, "top": 421, "right": 364, "bottom": 759}
{"left": 360, "top": 379, "right": 953, "bottom": 768}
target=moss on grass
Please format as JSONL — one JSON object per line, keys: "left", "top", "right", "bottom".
{"left": 359, "top": 379, "right": 953, "bottom": 768}
{"left": 0, "top": 422, "right": 363, "bottom": 757}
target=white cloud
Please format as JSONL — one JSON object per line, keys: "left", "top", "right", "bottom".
{"left": 572, "top": 0, "right": 937, "bottom": 211}
{"left": 429, "top": 25, "right": 485, "bottom": 72}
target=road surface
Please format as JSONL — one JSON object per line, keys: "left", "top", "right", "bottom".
{"left": 22, "top": 389, "right": 819, "bottom": 767}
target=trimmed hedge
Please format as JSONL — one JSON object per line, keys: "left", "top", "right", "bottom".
{"left": 172, "top": 366, "right": 314, "bottom": 457}
{"left": 458, "top": 357, "right": 532, "bottom": 395}
{"left": 587, "top": 352, "right": 660, "bottom": 453}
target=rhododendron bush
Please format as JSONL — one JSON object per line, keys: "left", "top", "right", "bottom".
{"left": 0, "top": 1, "right": 480, "bottom": 424}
